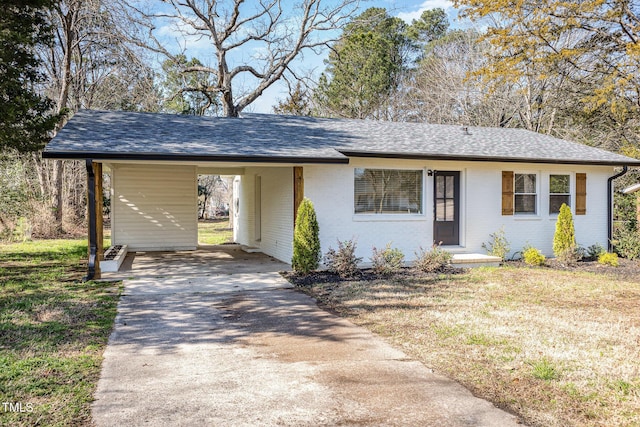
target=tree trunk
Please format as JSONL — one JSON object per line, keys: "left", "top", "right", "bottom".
{"left": 50, "top": 4, "right": 77, "bottom": 234}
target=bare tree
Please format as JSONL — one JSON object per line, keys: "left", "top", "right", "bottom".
{"left": 33, "top": 0, "right": 160, "bottom": 233}
{"left": 126, "top": 0, "right": 359, "bottom": 117}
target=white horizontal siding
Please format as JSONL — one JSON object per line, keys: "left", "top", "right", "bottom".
{"left": 112, "top": 164, "right": 197, "bottom": 251}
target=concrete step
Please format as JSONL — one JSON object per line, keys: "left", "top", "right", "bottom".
{"left": 452, "top": 254, "right": 502, "bottom": 268}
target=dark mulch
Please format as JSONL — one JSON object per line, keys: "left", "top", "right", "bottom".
{"left": 283, "top": 258, "right": 640, "bottom": 287}
{"left": 282, "top": 266, "right": 464, "bottom": 288}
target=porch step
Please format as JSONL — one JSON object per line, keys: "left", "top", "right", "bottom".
{"left": 241, "top": 245, "right": 262, "bottom": 253}
{"left": 451, "top": 253, "right": 502, "bottom": 268}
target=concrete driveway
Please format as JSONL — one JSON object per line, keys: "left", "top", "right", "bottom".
{"left": 93, "top": 249, "right": 520, "bottom": 426}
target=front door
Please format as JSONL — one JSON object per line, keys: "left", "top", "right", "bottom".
{"left": 433, "top": 171, "right": 460, "bottom": 245}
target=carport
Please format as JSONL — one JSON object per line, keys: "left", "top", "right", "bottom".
{"left": 43, "top": 110, "right": 345, "bottom": 280}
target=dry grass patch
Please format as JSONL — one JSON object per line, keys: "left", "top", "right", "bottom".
{"left": 296, "top": 267, "right": 640, "bottom": 427}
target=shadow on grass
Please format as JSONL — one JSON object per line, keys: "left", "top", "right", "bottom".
{"left": 0, "top": 286, "right": 119, "bottom": 352}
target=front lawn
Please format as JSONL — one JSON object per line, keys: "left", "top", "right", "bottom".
{"left": 198, "top": 219, "right": 233, "bottom": 245}
{"left": 292, "top": 265, "right": 640, "bottom": 427}
{"left": 0, "top": 240, "right": 121, "bottom": 426}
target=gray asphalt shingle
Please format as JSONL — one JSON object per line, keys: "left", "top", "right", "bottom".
{"left": 43, "top": 109, "right": 639, "bottom": 166}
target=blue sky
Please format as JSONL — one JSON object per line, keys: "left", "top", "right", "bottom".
{"left": 154, "top": 0, "right": 464, "bottom": 113}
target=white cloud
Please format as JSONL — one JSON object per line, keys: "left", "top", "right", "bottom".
{"left": 155, "top": 19, "right": 215, "bottom": 56}
{"left": 396, "top": 0, "right": 455, "bottom": 23}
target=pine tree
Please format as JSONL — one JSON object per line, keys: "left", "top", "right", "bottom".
{"left": 292, "top": 198, "right": 321, "bottom": 273}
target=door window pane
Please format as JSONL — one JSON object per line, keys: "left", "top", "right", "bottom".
{"left": 435, "top": 174, "right": 456, "bottom": 221}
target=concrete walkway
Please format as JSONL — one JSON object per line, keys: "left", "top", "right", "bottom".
{"left": 93, "top": 253, "right": 520, "bottom": 426}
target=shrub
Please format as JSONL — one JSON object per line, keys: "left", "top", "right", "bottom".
{"left": 323, "top": 239, "right": 362, "bottom": 278}
{"left": 414, "top": 244, "right": 452, "bottom": 273}
{"left": 598, "top": 252, "right": 619, "bottom": 267}
{"left": 614, "top": 227, "right": 640, "bottom": 260}
{"left": 585, "top": 243, "right": 606, "bottom": 261}
{"left": 523, "top": 246, "right": 546, "bottom": 266}
{"left": 291, "top": 198, "right": 321, "bottom": 273}
{"left": 371, "top": 243, "right": 405, "bottom": 276}
{"left": 553, "top": 204, "right": 580, "bottom": 264}
{"left": 481, "top": 227, "right": 510, "bottom": 260}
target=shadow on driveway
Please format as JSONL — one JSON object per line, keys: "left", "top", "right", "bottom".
{"left": 92, "top": 271, "right": 521, "bottom": 426}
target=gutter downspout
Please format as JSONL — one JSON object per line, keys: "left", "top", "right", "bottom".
{"left": 607, "top": 165, "right": 628, "bottom": 252}
{"left": 85, "top": 159, "right": 97, "bottom": 282}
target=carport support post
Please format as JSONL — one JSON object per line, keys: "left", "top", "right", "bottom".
{"left": 85, "top": 160, "right": 103, "bottom": 281}
{"left": 293, "top": 167, "right": 304, "bottom": 225}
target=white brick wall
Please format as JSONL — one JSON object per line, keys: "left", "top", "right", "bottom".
{"left": 234, "top": 167, "right": 293, "bottom": 263}
{"left": 305, "top": 159, "right": 613, "bottom": 261}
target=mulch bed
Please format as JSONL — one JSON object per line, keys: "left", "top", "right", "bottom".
{"left": 283, "top": 258, "right": 640, "bottom": 287}
{"left": 282, "top": 265, "right": 463, "bottom": 288}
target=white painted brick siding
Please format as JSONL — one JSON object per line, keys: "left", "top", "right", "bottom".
{"left": 111, "top": 164, "right": 197, "bottom": 251}
{"left": 305, "top": 159, "right": 614, "bottom": 261}
{"left": 235, "top": 167, "right": 293, "bottom": 263}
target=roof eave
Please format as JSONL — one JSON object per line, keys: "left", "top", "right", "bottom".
{"left": 41, "top": 150, "right": 350, "bottom": 164}
{"left": 338, "top": 150, "right": 640, "bottom": 167}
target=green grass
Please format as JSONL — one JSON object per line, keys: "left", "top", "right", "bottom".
{"left": 198, "top": 219, "right": 233, "bottom": 245}
{"left": 531, "top": 358, "right": 560, "bottom": 381}
{"left": 0, "top": 239, "right": 121, "bottom": 426}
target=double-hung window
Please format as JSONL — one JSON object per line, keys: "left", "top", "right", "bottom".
{"left": 354, "top": 168, "right": 423, "bottom": 214}
{"left": 549, "top": 174, "right": 570, "bottom": 214}
{"left": 514, "top": 173, "right": 537, "bottom": 214}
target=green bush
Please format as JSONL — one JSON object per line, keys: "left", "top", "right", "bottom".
{"left": 292, "top": 198, "right": 321, "bottom": 273}
{"left": 613, "top": 227, "right": 640, "bottom": 260}
{"left": 523, "top": 246, "right": 546, "bottom": 266}
{"left": 414, "top": 244, "right": 452, "bottom": 273}
{"left": 323, "top": 239, "right": 362, "bottom": 278}
{"left": 481, "top": 227, "right": 510, "bottom": 260}
{"left": 598, "top": 252, "right": 619, "bottom": 267}
{"left": 585, "top": 243, "right": 606, "bottom": 261}
{"left": 371, "top": 243, "right": 405, "bottom": 276}
{"left": 553, "top": 204, "right": 580, "bottom": 264}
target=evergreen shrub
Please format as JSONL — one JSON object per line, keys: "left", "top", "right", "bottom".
{"left": 292, "top": 198, "right": 321, "bottom": 273}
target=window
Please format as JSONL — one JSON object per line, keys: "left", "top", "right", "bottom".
{"left": 354, "top": 168, "right": 423, "bottom": 214}
{"left": 514, "top": 173, "right": 536, "bottom": 214}
{"left": 549, "top": 174, "right": 570, "bottom": 214}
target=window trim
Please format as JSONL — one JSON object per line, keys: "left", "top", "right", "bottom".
{"left": 514, "top": 172, "right": 538, "bottom": 215}
{"left": 353, "top": 167, "right": 425, "bottom": 216}
{"left": 549, "top": 174, "right": 571, "bottom": 215}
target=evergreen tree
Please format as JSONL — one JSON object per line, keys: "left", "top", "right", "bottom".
{"left": 315, "top": 7, "right": 409, "bottom": 119}
{"left": 0, "top": 0, "right": 59, "bottom": 153}
{"left": 292, "top": 198, "right": 321, "bottom": 274}
{"left": 553, "top": 203, "right": 577, "bottom": 262}
{"left": 161, "top": 55, "right": 218, "bottom": 116}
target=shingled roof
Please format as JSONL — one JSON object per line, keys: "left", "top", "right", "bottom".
{"left": 43, "top": 109, "right": 640, "bottom": 166}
